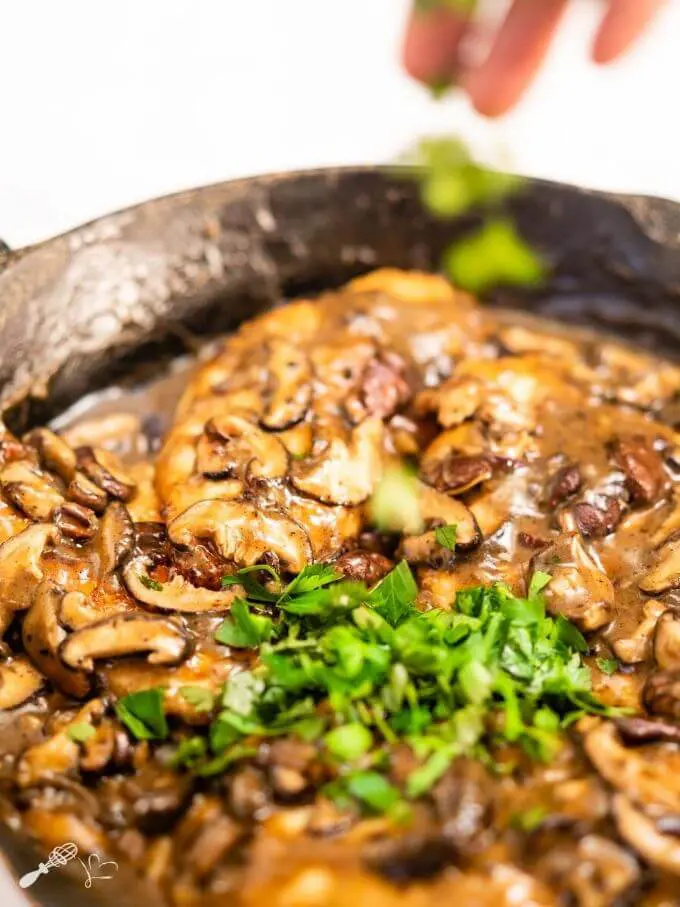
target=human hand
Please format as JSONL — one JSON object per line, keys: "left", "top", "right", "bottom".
{"left": 403, "top": 0, "right": 666, "bottom": 116}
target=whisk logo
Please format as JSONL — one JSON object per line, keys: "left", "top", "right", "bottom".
{"left": 18, "top": 843, "right": 118, "bottom": 890}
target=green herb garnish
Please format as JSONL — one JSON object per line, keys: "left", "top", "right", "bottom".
{"left": 596, "top": 657, "right": 619, "bottom": 676}
{"left": 66, "top": 723, "right": 95, "bottom": 744}
{"left": 115, "top": 688, "right": 168, "bottom": 740}
{"left": 435, "top": 524, "right": 458, "bottom": 551}
{"left": 139, "top": 574, "right": 163, "bottom": 592}
{"left": 369, "top": 463, "right": 422, "bottom": 534}
{"left": 178, "top": 686, "right": 215, "bottom": 713}
{"left": 183, "top": 563, "right": 619, "bottom": 808}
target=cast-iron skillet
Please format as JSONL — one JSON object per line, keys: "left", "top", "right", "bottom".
{"left": 1, "top": 166, "right": 680, "bottom": 906}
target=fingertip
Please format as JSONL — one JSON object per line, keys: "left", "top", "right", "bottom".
{"left": 402, "top": 8, "right": 469, "bottom": 85}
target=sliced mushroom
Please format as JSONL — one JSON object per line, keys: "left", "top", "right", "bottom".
{"left": 0, "top": 656, "right": 44, "bottom": 709}
{"left": 169, "top": 499, "right": 312, "bottom": 573}
{"left": 612, "top": 599, "right": 667, "bottom": 665}
{"left": 545, "top": 463, "right": 583, "bottom": 509}
{"left": 530, "top": 533, "right": 614, "bottom": 632}
{"left": 643, "top": 670, "right": 680, "bottom": 720}
{"left": 123, "top": 554, "right": 244, "bottom": 613}
{"left": 17, "top": 699, "right": 106, "bottom": 787}
{"left": 0, "top": 460, "right": 64, "bottom": 521}
{"left": 615, "top": 716, "right": 680, "bottom": 746}
{"left": 23, "top": 428, "right": 77, "bottom": 482}
{"left": 613, "top": 794, "right": 680, "bottom": 877}
{"left": 60, "top": 613, "right": 191, "bottom": 671}
{"left": 584, "top": 721, "right": 680, "bottom": 814}
{"left": 76, "top": 446, "right": 136, "bottom": 501}
{"left": 610, "top": 435, "right": 670, "bottom": 506}
{"left": 23, "top": 583, "right": 91, "bottom": 698}
{"left": 421, "top": 452, "right": 493, "bottom": 496}
{"left": 653, "top": 610, "right": 680, "bottom": 671}
{"left": 291, "top": 417, "right": 384, "bottom": 506}
{"left": 97, "top": 501, "right": 135, "bottom": 575}
{"left": 398, "top": 485, "right": 481, "bottom": 565}
{"left": 196, "top": 413, "right": 288, "bottom": 481}
{"left": 0, "top": 523, "right": 55, "bottom": 635}
{"left": 54, "top": 501, "right": 98, "bottom": 542}
{"left": 67, "top": 470, "right": 109, "bottom": 512}
{"left": 344, "top": 352, "right": 411, "bottom": 424}
{"left": 261, "top": 339, "right": 312, "bottom": 431}
{"left": 639, "top": 533, "right": 680, "bottom": 594}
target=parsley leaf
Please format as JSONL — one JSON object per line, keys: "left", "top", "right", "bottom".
{"left": 324, "top": 723, "right": 373, "bottom": 761}
{"left": 346, "top": 771, "right": 401, "bottom": 813}
{"left": 528, "top": 570, "right": 551, "bottom": 597}
{"left": 178, "top": 686, "right": 215, "bottom": 713}
{"left": 215, "top": 599, "right": 273, "bottom": 648}
{"left": 115, "top": 688, "right": 167, "bottom": 740}
{"left": 435, "top": 524, "right": 458, "bottom": 550}
{"left": 139, "top": 574, "right": 163, "bottom": 592}
{"left": 369, "top": 560, "right": 418, "bottom": 627}
{"left": 66, "top": 723, "right": 95, "bottom": 744}
{"left": 596, "top": 657, "right": 619, "bottom": 676}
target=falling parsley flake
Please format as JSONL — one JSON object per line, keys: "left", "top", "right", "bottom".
{"left": 115, "top": 688, "right": 167, "bottom": 741}
{"left": 66, "top": 723, "right": 95, "bottom": 744}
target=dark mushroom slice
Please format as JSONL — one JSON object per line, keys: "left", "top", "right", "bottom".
{"left": 54, "top": 502, "right": 98, "bottom": 542}
{"left": 613, "top": 794, "right": 680, "bottom": 877}
{"left": 610, "top": 435, "right": 670, "bottom": 505}
{"left": 23, "top": 428, "right": 77, "bottom": 482}
{"left": 22, "top": 582, "right": 91, "bottom": 698}
{"left": 168, "top": 499, "right": 313, "bottom": 573}
{"left": 571, "top": 499, "right": 623, "bottom": 539}
{"left": 639, "top": 534, "right": 680, "bottom": 594}
{"left": 530, "top": 532, "right": 614, "bottom": 632}
{"left": 334, "top": 550, "right": 394, "bottom": 585}
{"left": 421, "top": 452, "right": 494, "bottom": 496}
{"left": 0, "top": 461, "right": 65, "bottom": 522}
{"left": 0, "top": 523, "right": 55, "bottom": 636}
{"left": 196, "top": 413, "right": 288, "bottom": 480}
{"left": 344, "top": 351, "right": 412, "bottom": 424}
{"left": 260, "top": 339, "right": 312, "bottom": 431}
{"left": 59, "top": 613, "right": 191, "bottom": 671}
{"left": 67, "top": 470, "right": 109, "bottom": 513}
{"left": 545, "top": 463, "right": 583, "bottom": 509}
{"left": 643, "top": 671, "right": 680, "bottom": 721}
{"left": 97, "top": 501, "right": 135, "bottom": 575}
{"left": 615, "top": 717, "right": 680, "bottom": 746}
{"left": 0, "top": 656, "right": 44, "bottom": 710}
{"left": 123, "top": 554, "right": 244, "bottom": 613}
{"left": 290, "top": 417, "right": 384, "bottom": 506}
{"left": 75, "top": 446, "right": 136, "bottom": 501}
{"left": 653, "top": 610, "right": 680, "bottom": 671}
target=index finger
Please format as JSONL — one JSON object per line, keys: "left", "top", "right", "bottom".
{"left": 402, "top": 5, "right": 473, "bottom": 86}
{"left": 592, "top": 0, "right": 667, "bottom": 64}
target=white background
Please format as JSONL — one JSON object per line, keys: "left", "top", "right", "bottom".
{"left": 0, "top": 0, "right": 678, "bottom": 248}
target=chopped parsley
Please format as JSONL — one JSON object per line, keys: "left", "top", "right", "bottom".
{"left": 115, "top": 562, "right": 617, "bottom": 814}
{"left": 369, "top": 463, "right": 422, "bottom": 534}
{"left": 596, "top": 657, "right": 619, "bottom": 676}
{"left": 66, "top": 722, "right": 95, "bottom": 744}
{"left": 139, "top": 574, "right": 164, "bottom": 592}
{"left": 115, "top": 688, "right": 168, "bottom": 740}
{"left": 178, "top": 686, "right": 215, "bottom": 713}
{"left": 435, "top": 524, "right": 458, "bottom": 551}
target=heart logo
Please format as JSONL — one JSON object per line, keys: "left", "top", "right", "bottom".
{"left": 80, "top": 853, "right": 119, "bottom": 887}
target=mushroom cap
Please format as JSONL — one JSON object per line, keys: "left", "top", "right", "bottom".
{"left": 0, "top": 656, "right": 44, "bottom": 710}
{"left": 22, "top": 582, "right": 91, "bottom": 698}
{"left": 0, "top": 523, "right": 55, "bottom": 635}
{"left": 123, "top": 554, "right": 244, "bottom": 613}
{"left": 60, "top": 613, "right": 191, "bottom": 672}
{"left": 169, "top": 499, "right": 312, "bottom": 573}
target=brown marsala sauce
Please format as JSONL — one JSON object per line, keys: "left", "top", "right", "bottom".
{"left": 0, "top": 269, "right": 679, "bottom": 906}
